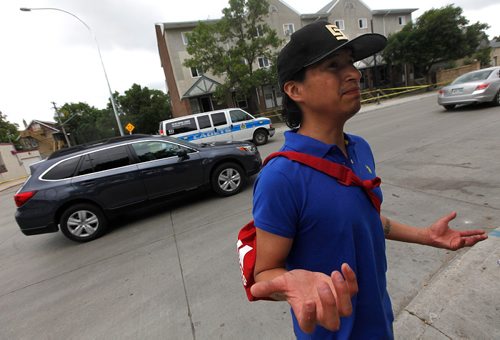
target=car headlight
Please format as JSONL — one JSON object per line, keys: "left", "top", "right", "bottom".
{"left": 237, "top": 145, "right": 257, "bottom": 153}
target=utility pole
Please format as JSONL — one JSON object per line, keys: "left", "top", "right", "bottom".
{"left": 52, "top": 102, "right": 71, "bottom": 147}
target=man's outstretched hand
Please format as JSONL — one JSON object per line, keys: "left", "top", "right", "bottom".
{"left": 427, "top": 211, "right": 488, "bottom": 250}
{"left": 250, "top": 263, "right": 358, "bottom": 334}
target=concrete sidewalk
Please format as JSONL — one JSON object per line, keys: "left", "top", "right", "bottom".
{"left": 394, "top": 227, "right": 500, "bottom": 339}
{"left": 0, "top": 177, "right": 26, "bottom": 193}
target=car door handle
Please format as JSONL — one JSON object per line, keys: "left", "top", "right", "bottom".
{"left": 80, "top": 180, "right": 96, "bottom": 187}
{"left": 142, "top": 169, "right": 159, "bottom": 175}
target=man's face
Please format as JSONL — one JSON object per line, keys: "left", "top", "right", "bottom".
{"left": 295, "top": 49, "right": 362, "bottom": 121}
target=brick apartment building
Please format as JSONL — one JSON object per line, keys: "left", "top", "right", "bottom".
{"left": 155, "top": 0, "right": 417, "bottom": 117}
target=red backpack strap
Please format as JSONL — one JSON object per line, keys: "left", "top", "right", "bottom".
{"left": 264, "top": 151, "right": 381, "bottom": 213}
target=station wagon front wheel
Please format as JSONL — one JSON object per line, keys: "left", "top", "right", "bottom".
{"left": 60, "top": 203, "right": 107, "bottom": 242}
{"left": 211, "top": 163, "right": 245, "bottom": 197}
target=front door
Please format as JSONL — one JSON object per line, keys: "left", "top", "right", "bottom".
{"left": 200, "top": 96, "right": 213, "bottom": 112}
{"left": 130, "top": 140, "right": 203, "bottom": 199}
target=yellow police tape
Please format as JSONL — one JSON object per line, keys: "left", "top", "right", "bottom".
{"left": 360, "top": 83, "right": 444, "bottom": 103}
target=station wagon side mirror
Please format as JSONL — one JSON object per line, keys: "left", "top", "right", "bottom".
{"left": 177, "top": 149, "right": 189, "bottom": 160}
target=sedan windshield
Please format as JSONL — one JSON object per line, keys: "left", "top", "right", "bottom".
{"left": 452, "top": 70, "right": 493, "bottom": 85}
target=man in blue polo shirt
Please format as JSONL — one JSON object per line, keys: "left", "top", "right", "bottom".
{"left": 250, "top": 21, "right": 488, "bottom": 339}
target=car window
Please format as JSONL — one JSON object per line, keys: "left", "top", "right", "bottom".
{"left": 197, "top": 115, "right": 212, "bottom": 129}
{"left": 87, "top": 146, "right": 132, "bottom": 173}
{"left": 132, "top": 141, "right": 188, "bottom": 162}
{"left": 452, "top": 70, "right": 494, "bottom": 85}
{"left": 42, "top": 156, "right": 80, "bottom": 180}
{"left": 229, "top": 109, "right": 252, "bottom": 123}
{"left": 165, "top": 118, "right": 197, "bottom": 136}
{"left": 75, "top": 155, "right": 94, "bottom": 176}
{"left": 211, "top": 112, "right": 227, "bottom": 126}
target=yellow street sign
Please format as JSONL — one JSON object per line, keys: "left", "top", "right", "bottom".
{"left": 125, "top": 123, "right": 135, "bottom": 134}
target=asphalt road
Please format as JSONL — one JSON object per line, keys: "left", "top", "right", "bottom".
{"left": 1, "top": 95, "right": 499, "bottom": 339}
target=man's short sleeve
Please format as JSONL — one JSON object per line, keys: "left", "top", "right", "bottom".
{"left": 253, "top": 161, "right": 298, "bottom": 239}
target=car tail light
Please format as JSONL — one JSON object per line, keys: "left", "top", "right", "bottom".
{"left": 14, "top": 191, "right": 37, "bottom": 207}
{"left": 159, "top": 129, "right": 164, "bottom": 135}
{"left": 438, "top": 90, "right": 444, "bottom": 95}
{"left": 475, "top": 83, "right": 489, "bottom": 91}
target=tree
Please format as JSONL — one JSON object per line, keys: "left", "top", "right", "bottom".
{"left": 383, "top": 5, "right": 489, "bottom": 82}
{"left": 57, "top": 102, "right": 116, "bottom": 145}
{"left": 116, "top": 84, "right": 172, "bottom": 134}
{"left": 184, "top": 0, "right": 282, "bottom": 112}
{"left": 0, "top": 111, "right": 20, "bottom": 144}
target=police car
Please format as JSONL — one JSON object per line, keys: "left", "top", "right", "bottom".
{"left": 159, "top": 108, "right": 275, "bottom": 146}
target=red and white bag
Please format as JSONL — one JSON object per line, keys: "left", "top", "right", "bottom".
{"left": 237, "top": 151, "right": 382, "bottom": 301}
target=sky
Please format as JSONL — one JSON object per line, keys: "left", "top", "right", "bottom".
{"left": 1, "top": 0, "right": 499, "bottom": 129}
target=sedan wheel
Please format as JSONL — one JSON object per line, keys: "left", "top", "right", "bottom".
{"left": 60, "top": 203, "right": 107, "bottom": 242}
{"left": 493, "top": 90, "right": 500, "bottom": 106}
{"left": 444, "top": 104, "right": 456, "bottom": 111}
{"left": 212, "top": 163, "right": 245, "bottom": 196}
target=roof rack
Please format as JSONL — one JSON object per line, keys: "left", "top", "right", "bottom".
{"left": 47, "top": 134, "right": 151, "bottom": 160}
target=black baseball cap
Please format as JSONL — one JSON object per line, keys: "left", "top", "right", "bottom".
{"left": 277, "top": 20, "right": 387, "bottom": 89}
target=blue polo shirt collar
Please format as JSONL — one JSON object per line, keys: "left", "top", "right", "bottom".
{"left": 284, "top": 130, "right": 355, "bottom": 158}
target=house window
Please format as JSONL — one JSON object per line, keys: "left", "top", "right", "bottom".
{"left": 283, "top": 23, "right": 295, "bottom": 37}
{"left": 398, "top": 16, "right": 406, "bottom": 26}
{"left": 269, "top": 5, "right": 278, "bottom": 13}
{"left": 358, "top": 18, "right": 368, "bottom": 29}
{"left": 258, "top": 56, "right": 270, "bottom": 69}
{"left": 254, "top": 25, "right": 264, "bottom": 37}
{"left": 181, "top": 32, "right": 190, "bottom": 45}
{"left": 334, "top": 20, "right": 345, "bottom": 30}
{"left": 191, "top": 67, "right": 201, "bottom": 78}
{"left": 235, "top": 95, "right": 248, "bottom": 109}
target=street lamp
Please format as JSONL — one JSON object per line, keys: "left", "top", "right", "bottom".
{"left": 20, "top": 7, "right": 125, "bottom": 136}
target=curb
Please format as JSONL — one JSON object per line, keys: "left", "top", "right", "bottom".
{"left": 0, "top": 177, "right": 26, "bottom": 192}
{"left": 394, "top": 227, "right": 500, "bottom": 339}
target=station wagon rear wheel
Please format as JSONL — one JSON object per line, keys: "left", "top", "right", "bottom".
{"left": 60, "top": 203, "right": 107, "bottom": 242}
{"left": 211, "top": 163, "right": 245, "bottom": 196}
{"left": 444, "top": 104, "right": 456, "bottom": 111}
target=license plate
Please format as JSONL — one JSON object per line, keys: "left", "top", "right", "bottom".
{"left": 451, "top": 88, "right": 463, "bottom": 94}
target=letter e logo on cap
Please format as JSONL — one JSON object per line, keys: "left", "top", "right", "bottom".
{"left": 325, "top": 24, "right": 348, "bottom": 41}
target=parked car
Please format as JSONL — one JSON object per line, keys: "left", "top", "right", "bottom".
{"left": 437, "top": 66, "right": 500, "bottom": 110}
{"left": 159, "top": 108, "right": 275, "bottom": 146}
{"left": 14, "top": 134, "right": 261, "bottom": 242}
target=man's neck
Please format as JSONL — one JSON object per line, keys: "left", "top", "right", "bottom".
{"left": 297, "top": 119, "right": 347, "bottom": 156}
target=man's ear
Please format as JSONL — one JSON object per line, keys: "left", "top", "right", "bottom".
{"left": 283, "top": 81, "right": 304, "bottom": 104}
